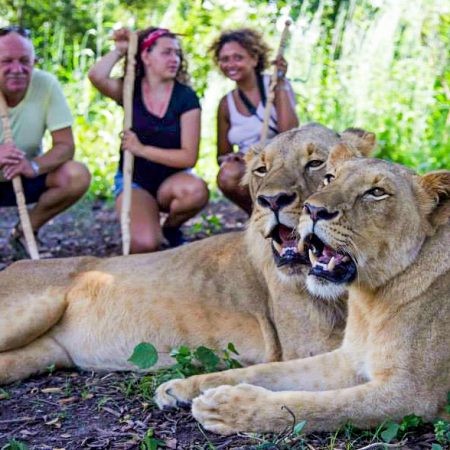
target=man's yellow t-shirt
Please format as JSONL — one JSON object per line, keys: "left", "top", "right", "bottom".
{"left": 0, "top": 69, "right": 73, "bottom": 182}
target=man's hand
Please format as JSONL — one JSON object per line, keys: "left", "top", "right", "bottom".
{"left": 121, "top": 130, "right": 145, "bottom": 157}
{"left": 0, "top": 143, "right": 25, "bottom": 168}
{"left": 2, "top": 159, "right": 36, "bottom": 180}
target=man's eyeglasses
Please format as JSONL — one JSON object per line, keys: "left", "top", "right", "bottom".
{"left": 0, "top": 26, "right": 31, "bottom": 38}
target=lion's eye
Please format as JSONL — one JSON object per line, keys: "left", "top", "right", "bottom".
{"left": 323, "top": 173, "right": 335, "bottom": 186}
{"left": 364, "top": 187, "right": 389, "bottom": 200}
{"left": 305, "top": 160, "right": 325, "bottom": 171}
{"left": 253, "top": 166, "right": 267, "bottom": 177}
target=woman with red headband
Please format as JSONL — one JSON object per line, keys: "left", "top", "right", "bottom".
{"left": 88, "top": 27, "right": 208, "bottom": 252}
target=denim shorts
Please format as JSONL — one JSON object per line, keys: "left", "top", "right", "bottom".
{"left": 113, "top": 171, "right": 142, "bottom": 198}
{"left": 0, "top": 174, "right": 47, "bottom": 207}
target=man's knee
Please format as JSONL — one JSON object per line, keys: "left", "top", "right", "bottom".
{"left": 54, "top": 161, "right": 91, "bottom": 196}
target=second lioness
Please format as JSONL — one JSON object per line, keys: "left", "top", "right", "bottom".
{"left": 0, "top": 123, "right": 374, "bottom": 384}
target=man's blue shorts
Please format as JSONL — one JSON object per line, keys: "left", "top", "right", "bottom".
{"left": 0, "top": 174, "right": 47, "bottom": 207}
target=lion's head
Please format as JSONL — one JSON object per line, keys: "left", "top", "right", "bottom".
{"left": 299, "top": 144, "right": 450, "bottom": 298}
{"left": 243, "top": 123, "right": 376, "bottom": 280}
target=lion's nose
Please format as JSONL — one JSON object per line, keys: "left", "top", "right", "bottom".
{"left": 303, "top": 203, "right": 338, "bottom": 222}
{"left": 257, "top": 192, "right": 297, "bottom": 212}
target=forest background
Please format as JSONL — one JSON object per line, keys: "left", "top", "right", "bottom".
{"left": 1, "top": 0, "right": 449, "bottom": 198}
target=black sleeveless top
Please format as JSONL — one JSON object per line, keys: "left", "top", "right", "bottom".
{"left": 119, "top": 80, "right": 200, "bottom": 193}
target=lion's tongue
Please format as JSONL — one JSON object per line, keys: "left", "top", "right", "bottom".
{"left": 318, "top": 245, "right": 345, "bottom": 264}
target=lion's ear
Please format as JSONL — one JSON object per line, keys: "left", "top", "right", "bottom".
{"left": 327, "top": 143, "right": 356, "bottom": 169}
{"left": 341, "top": 128, "right": 376, "bottom": 157}
{"left": 418, "top": 170, "right": 450, "bottom": 229}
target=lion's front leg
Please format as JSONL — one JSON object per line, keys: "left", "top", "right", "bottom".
{"left": 192, "top": 381, "right": 402, "bottom": 434}
{"left": 155, "top": 348, "right": 358, "bottom": 409}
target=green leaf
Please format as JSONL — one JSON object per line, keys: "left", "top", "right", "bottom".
{"left": 227, "top": 342, "right": 240, "bottom": 355}
{"left": 194, "top": 346, "right": 220, "bottom": 371}
{"left": 293, "top": 420, "right": 307, "bottom": 435}
{"left": 128, "top": 343, "right": 158, "bottom": 369}
{"left": 2, "top": 440, "right": 29, "bottom": 450}
{"left": 399, "top": 414, "right": 422, "bottom": 431}
{"left": 431, "top": 444, "right": 443, "bottom": 450}
{"left": 381, "top": 422, "right": 400, "bottom": 443}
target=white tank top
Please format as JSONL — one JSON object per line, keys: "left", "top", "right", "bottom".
{"left": 226, "top": 74, "right": 278, "bottom": 153}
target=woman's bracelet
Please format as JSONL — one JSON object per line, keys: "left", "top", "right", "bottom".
{"left": 275, "top": 85, "right": 290, "bottom": 92}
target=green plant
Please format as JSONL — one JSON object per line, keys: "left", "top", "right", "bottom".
{"left": 140, "top": 428, "right": 165, "bottom": 450}
{"left": 381, "top": 414, "right": 423, "bottom": 443}
{"left": 127, "top": 342, "right": 242, "bottom": 400}
{"left": 189, "top": 213, "right": 223, "bottom": 236}
{"left": 1, "top": 440, "right": 29, "bottom": 450}
{"left": 0, "top": 388, "right": 10, "bottom": 400}
{"left": 434, "top": 419, "right": 450, "bottom": 446}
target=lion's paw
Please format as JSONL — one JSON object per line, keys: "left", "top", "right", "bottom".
{"left": 192, "top": 383, "right": 270, "bottom": 435}
{"left": 154, "top": 378, "right": 199, "bottom": 409}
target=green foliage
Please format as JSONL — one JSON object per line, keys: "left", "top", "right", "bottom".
{"left": 140, "top": 428, "right": 165, "bottom": 450}
{"left": 128, "top": 342, "right": 159, "bottom": 369}
{"left": 0, "top": 388, "right": 10, "bottom": 400}
{"left": 125, "top": 342, "right": 242, "bottom": 401}
{"left": 434, "top": 419, "right": 450, "bottom": 445}
{"left": 381, "top": 414, "right": 423, "bottom": 443}
{"left": 188, "top": 213, "right": 223, "bottom": 236}
{"left": 1, "top": 440, "right": 29, "bottom": 450}
{"left": 380, "top": 421, "right": 400, "bottom": 443}
{"left": 167, "top": 342, "right": 242, "bottom": 377}
{"left": 1, "top": 0, "right": 448, "bottom": 199}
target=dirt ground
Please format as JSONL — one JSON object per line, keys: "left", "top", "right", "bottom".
{"left": 0, "top": 199, "right": 445, "bottom": 449}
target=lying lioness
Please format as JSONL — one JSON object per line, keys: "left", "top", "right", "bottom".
{"left": 0, "top": 124, "right": 374, "bottom": 385}
{"left": 155, "top": 144, "right": 450, "bottom": 434}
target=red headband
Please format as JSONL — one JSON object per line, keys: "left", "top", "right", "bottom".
{"left": 140, "top": 28, "right": 171, "bottom": 52}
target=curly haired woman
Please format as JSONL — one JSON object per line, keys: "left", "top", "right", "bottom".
{"left": 210, "top": 28, "right": 298, "bottom": 213}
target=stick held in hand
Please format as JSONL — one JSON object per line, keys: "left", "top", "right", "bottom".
{"left": 259, "top": 20, "right": 291, "bottom": 147}
{"left": 0, "top": 90, "right": 39, "bottom": 260}
{"left": 121, "top": 31, "right": 138, "bottom": 256}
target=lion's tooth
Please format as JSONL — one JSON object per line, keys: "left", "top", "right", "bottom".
{"left": 327, "top": 256, "right": 336, "bottom": 272}
{"left": 342, "top": 256, "right": 350, "bottom": 262}
{"left": 297, "top": 240, "right": 305, "bottom": 253}
{"left": 309, "top": 249, "right": 318, "bottom": 266}
{"left": 273, "top": 240, "right": 282, "bottom": 254}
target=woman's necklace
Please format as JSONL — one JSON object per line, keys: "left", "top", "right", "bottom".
{"left": 142, "top": 80, "right": 173, "bottom": 118}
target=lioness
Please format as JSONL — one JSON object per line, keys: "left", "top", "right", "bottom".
{"left": 155, "top": 144, "right": 450, "bottom": 434}
{"left": 0, "top": 124, "right": 373, "bottom": 385}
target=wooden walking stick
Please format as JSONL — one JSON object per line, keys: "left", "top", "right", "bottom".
{"left": 0, "top": 91, "right": 39, "bottom": 260}
{"left": 121, "top": 31, "right": 138, "bottom": 255}
{"left": 259, "top": 20, "right": 292, "bottom": 146}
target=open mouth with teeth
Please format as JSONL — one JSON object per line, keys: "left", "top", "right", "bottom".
{"left": 304, "top": 234, "right": 357, "bottom": 284}
{"left": 270, "top": 224, "right": 309, "bottom": 269}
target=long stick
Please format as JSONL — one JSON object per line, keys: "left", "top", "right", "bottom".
{"left": 121, "top": 31, "right": 138, "bottom": 255}
{"left": 0, "top": 91, "right": 39, "bottom": 260}
{"left": 259, "top": 20, "right": 291, "bottom": 147}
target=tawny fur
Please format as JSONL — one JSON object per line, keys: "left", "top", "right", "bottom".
{"left": 155, "top": 150, "right": 450, "bottom": 435}
{"left": 0, "top": 124, "right": 373, "bottom": 385}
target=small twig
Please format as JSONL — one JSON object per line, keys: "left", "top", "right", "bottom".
{"left": 356, "top": 440, "right": 408, "bottom": 450}
{"left": 0, "top": 416, "right": 37, "bottom": 424}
